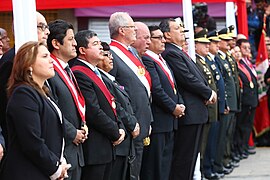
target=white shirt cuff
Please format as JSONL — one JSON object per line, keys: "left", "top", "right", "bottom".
{"left": 50, "top": 163, "right": 62, "bottom": 180}
{"left": 208, "top": 91, "right": 214, "bottom": 102}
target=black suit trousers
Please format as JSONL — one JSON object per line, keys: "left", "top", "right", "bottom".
{"left": 81, "top": 162, "right": 112, "bottom": 180}
{"left": 235, "top": 106, "right": 256, "bottom": 153}
{"left": 170, "top": 124, "right": 203, "bottom": 180}
{"left": 140, "top": 131, "right": 174, "bottom": 180}
{"left": 129, "top": 139, "right": 144, "bottom": 180}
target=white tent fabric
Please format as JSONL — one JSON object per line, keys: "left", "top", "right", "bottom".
{"left": 13, "top": 0, "right": 38, "bottom": 53}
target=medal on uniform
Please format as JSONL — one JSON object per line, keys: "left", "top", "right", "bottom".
{"left": 174, "top": 88, "right": 177, "bottom": 94}
{"left": 250, "top": 82, "right": 254, "bottom": 89}
{"left": 137, "top": 66, "right": 145, "bottom": 76}
{"left": 143, "top": 137, "right": 151, "bottom": 146}
{"left": 216, "top": 75, "right": 220, "bottom": 80}
{"left": 111, "top": 98, "right": 116, "bottom": 109}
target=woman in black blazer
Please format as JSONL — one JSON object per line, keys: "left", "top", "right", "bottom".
{"left": 0, "top": 41, "right": 70, "bottom": 180}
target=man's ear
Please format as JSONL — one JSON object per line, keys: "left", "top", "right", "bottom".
{"left": 118, "top": 27, "right": 125, "bottom": 36}
{"left": 79, "top": 47, "right": 86, "bottom": 55}
{"left": 164, "top": 32, "right": 170, "bottom": 40}
{"left": 51, "top": 39, "right": 60, "bottom": 50}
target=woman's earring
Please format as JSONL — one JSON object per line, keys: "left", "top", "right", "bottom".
{"left": 29, "top": 67, "right": 33, "bottom": 77}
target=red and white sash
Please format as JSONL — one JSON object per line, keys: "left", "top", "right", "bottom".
{"left": 51, "top": 54, "right": 86, "bottom": 122}
{"left": 243, "top": 58, "right": 257, "bottom": 78}
{"left": 144, "top": 51, "right": 176, "bottom": 93}
{"left": 71, "top": 65, "right": 117, "bottom": 116}
{"left": 110, "top": 41, "right": 152, "bottom": 97}
{"left": 238, "top": 60, "right": 255, "bottom": 89}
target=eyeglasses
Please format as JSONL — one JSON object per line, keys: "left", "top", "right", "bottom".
{"left": 121, "top": 25, "right": 136, "bottom": 29}
{"left": 0, "top": 36, "right": 8, "bottom": 40}
{"left": 103, "top": 52, "right": 112, "bottom": 57}
{"left": 151, "top": 36, "right": 165, "bottom": 40}
{"left": 37, "top": 24, "right": 49, "bottom": 31}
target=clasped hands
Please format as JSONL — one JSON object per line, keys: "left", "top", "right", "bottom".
{"left": 73, "top": 128, "right": 88, "bottom": 146}
{"left": 113, "top": 129, "right": 125, "bottom": 146}
{"left": 173, "top": 104, "right": 186, "bottom": 118}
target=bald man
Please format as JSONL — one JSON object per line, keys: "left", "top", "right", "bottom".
{"left": 131, "top": 22, "right": 151, "bottom": 58}
{"left": 0, "top": 11, "right": 50, "bottom": 148}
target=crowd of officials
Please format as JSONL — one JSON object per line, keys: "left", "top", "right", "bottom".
{"left": 0, "top": 10, "right": 262, "bottom": 180}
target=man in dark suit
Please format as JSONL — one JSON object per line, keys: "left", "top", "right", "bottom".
{"left": 97, "top": 42, "right": 139, "bottom": 180}
{"left": 47, "top": 20, "right": 87, "bottom": 180}
{"left": 214, "top": 28, "right": 237, "bottom": 175}
{"left": 235, "top": 39, "right": 258, "bottom": 156}
{"left": 160, "top": 18, "right": 216, "bottom": 180}
{"left": 108, "top": 12, "right": 153, "bottom": 180}
{"left": 72, "top": 30, "right": 125, "bottom": 180}
{"left": 140, "top": 25, "right": 185, "bottom": 180}
{"left": 0, "top": 11, "right": 50, "bottom": 148}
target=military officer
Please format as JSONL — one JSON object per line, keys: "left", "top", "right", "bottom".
{"left": 213, "top": 27, "right": 237, "bottom": 175}
{"left": 204, "top": 30, "right": 227, "bottom": 179}
{"left": 194, "top": 29, "right": 219, "bottom": 179}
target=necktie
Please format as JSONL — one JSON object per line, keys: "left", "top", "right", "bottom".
{"left": 94, "top": 68, "right": 102, "bottom": 79}
{"left": 159, "top": 55, "right": 167, "bottom": 66}
{"left": 65, "top": 65, "right": 82, "bottom": 92}
{"left": 128, "top": 47, "right": 139, "bottom": 59}
{"left": 183, "top": 49, "right": 196, "bottom": 63}
{"left": 65, "top": 65, "right": 73, "bottom": 82}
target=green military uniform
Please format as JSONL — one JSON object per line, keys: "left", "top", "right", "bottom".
{"left": 227, "top": 51, "right": 241, "bottom": 112}
{"left": 194, "top": 29, "right": 218, "bottom": 170}
{"left": 196, "top": 55, "right": 218, "bottom": 122}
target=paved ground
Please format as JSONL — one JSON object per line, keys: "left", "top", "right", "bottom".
{"left": 224, "top": 147, "right": 270, "bottom": 179}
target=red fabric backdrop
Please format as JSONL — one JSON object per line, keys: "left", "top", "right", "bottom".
{"left": 0, "top": 0, "right": 247, "bottom": 42}
{"left": 0, "top": 0, "right": 236, "bottom": 12}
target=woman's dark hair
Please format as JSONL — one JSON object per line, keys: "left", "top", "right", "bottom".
{"left": 101, "top": 42, "right": 110, "bottom": 51}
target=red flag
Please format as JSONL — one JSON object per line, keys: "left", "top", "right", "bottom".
{"left": 236, "top": 0, "right": 249, "bottom": 37}
{"left": 254, "top": 18, "right": 270, "bottom": 138}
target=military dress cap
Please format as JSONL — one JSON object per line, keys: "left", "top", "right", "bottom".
{"left": 218, "top": 27, "right": 233, "bottom": 40}
{"left": 207, "top": 30, "right": 220, "bottom": 42}
{"left": 175, "top": 17, "right": 189, "bottom": 32}
{"left": 194, "top": 28, "right": 211, "bottom": 43}
{"left": 228, "top": 25, "right": 237, "bottom": 38}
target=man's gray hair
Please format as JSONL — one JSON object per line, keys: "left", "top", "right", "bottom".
{"left": 109, "top": 12, "right": 131, "bottom": 38}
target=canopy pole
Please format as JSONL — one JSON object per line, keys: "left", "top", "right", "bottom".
{"left": 183, "top": 0, "right": 195, "bottom": 60}
{"left": 12, "top": 0, "right": 38, "bottom": 52}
